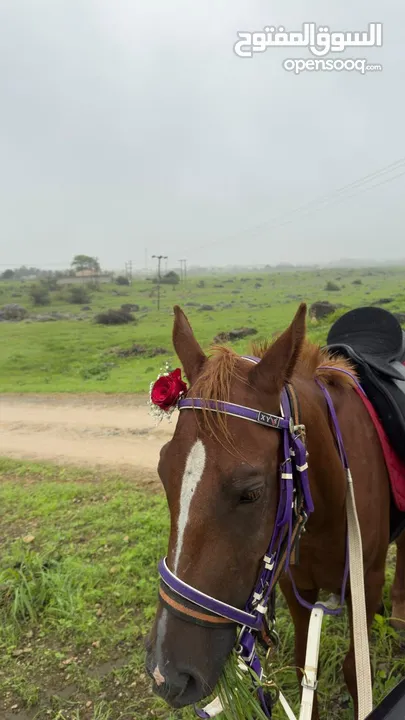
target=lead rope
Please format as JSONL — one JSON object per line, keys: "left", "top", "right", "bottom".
{"left": 346, "top": 469, "right": 373, "bottom": 719}
{"left": 318, "top": 380, "right": 373, "bottom": 720}
{"left": 277, "top": 470, "right": 373, "bottom": 720}
{"left": 293, "top": 464, "right": 373, "bottom": 720}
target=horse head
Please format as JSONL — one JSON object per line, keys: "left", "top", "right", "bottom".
{"left": 145, "top": 303, "right": 307, "bottom": 709}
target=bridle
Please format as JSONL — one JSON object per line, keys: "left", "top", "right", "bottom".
{"left": 157, "top": 356, "right": 353, "bottom": 718}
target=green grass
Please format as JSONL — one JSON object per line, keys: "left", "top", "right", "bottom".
{"left": 1, "top": 458, "right": 405, "bottom": 719}
{"left": 0, "top": 268, "right": 404, "bottom": 393}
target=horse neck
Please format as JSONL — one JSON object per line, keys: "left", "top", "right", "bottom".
{"left": 296, "top": 377, "right": 351, "bottom": 528}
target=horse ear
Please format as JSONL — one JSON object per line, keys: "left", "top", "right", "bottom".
{"left": 249, "top": 303, "right": 307, "bottom": 394}
{"left": 172, "top": 305, "right": 207, "bottom": 383}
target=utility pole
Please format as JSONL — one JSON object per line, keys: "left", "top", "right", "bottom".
{"left": 152, "top": 254, "right": 167, "bottom": 311}
{"left": 125, "top": 260, "right": 132, "bottom": 284}
{"left": 179, "top": 258, "right": 187, "bottom": 283}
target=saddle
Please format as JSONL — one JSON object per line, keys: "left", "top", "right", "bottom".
{"left": 326, "top": 306, "right": 405, "bottom": 465}
{"left": 366, "top": 677, "right": 405, "bottom": 718}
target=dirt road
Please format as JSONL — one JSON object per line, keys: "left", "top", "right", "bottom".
{"left": 0, "top": 394, "right": 174, "bottom": 483}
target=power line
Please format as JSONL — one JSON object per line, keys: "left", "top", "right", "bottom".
{"left": 173, "top": 156, "right": 405, "bottom": 256}
{"left": 0, "top": 261, "right": 72, "bottom": 267}
{"left": 262, "top": 166, "right": 405, "bottom": 237}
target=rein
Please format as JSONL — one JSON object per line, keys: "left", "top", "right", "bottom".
{"left": 157, "top": 358, "right": 355, "bottom": 718}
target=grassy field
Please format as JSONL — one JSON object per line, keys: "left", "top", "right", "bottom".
{"left": 1, "top": 267, "right": 405, "bottom": 718}
{"left": 0, "top": 267, "right": 404, "bottom": 393}
{"left": 1, "top": 458, "right": 405, "bottom": 720}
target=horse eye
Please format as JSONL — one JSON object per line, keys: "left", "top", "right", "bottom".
{"left": 240, "top": 488, "right": 263, "bottom": 504}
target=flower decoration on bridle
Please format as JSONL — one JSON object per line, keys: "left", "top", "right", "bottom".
{"left": 148, "top": 362, "right": 188, "bottom": 422}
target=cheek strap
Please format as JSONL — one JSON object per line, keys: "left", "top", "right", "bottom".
{"left": 159, "top": 581, "right": 235, "bottom": 628}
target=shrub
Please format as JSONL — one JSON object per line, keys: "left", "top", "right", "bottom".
{"left": 94, "top": 309, "right": 136, "bottom": 325}
{"left": 0, "top": 303, "right": 28, "bottom": 320}
{"left": 1, "top": 269, "right": 14, "bottom": 280}
{"left": 153, "top": 271, "right": 180, "bottom": 285}
{"left": 41, "top": 276, "right": 59, "bottom": 291}
{"left": 29, "top": 284, "right": 50, "bottom": 306}
{"left": 324, "top": 281, "right": 340, "bottom": 292}
{"left": 116, "top": 275, "right": 130, "bottom": 286}
{"left": 162, "top": 271, "right": 180, "bottom": 285}
{"left": 86, "top": 280, "right": 101, "bottom": 291}
{"left": 67, "top": 286, "right": 91, "bottom": 304}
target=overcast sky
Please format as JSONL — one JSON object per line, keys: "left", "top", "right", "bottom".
{"left": 0, "top": 1, "right": 403, "bottom": 270}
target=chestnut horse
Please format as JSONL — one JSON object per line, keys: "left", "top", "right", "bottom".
{"left": 146, "top": 304, "right": 405, "bottom": 719}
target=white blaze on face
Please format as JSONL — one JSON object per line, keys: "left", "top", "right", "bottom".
{"left": 155, "top": 440, "right": 206, "bottom": 668}
{"left": 152, "top": 665, "right": 166, "bottom": 686}
{"left": 173, "top": 439, "right": 206, "bottom": 573}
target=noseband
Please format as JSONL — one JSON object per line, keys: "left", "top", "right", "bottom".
{"left": 157, "top": 357, "right": 352, "bottom": 718}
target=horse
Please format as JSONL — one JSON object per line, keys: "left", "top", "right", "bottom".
{"left": 145, "top": 303, "right": 405, "bottom": 719}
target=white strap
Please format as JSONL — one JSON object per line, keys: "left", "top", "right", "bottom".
{"left": 299, "top": 607, "right": 324, "bottom": 720}
{"left": 346, "top": 469, "right": 373, "bottom": 718}
{"left": 279, "top": 690, "right": 299, "bottom": 720}
{"left": 201, "top": 696, "right": 223, "bottom": 717}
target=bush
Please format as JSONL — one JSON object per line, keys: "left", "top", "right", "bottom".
{"left": 116, "top": 275, "right": 130, "bottom": 286}
{"left": 67, "top": 286, "right": 91, "bottom": 304}
{"left": 42, "top": 276, "right": 59, "bottom": 291}
{"left": 152, "top": 271, "right": 180, "bottom": 285}
{"left": 1, "top": 269, "right": 14, "bottom": 280}
{"left": 86, "top": 280, "right": 101, "bottom": 291}
{"left": 162, "top": 271, "right": 180, "bottom": 285}
{"left": 29, "top": 284, "right": 50, "bottom": 306}
{"left": 0, "top": 303, "right": 28, "bottom": 320}
{"left": 325, "top": 281, "right": 340, "bottom": 292}
{"left": 94, "top": 309, "right": 136, "bottom": 325}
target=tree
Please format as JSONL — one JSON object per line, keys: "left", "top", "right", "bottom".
{"left": 71, "top": 255, "right": 100, "bottom": 273}
{"left": 161, "top": 271, "right": 180, "bottom": 285}
{"left": 1, "top": 269, "right": 14, "bottom": 280}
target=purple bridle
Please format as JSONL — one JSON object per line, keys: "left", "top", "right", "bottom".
{"left": 158, "top": 357, "right": 355, "bottom": 718}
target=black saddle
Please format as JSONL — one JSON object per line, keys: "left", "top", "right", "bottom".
{"left": 366, "top": 677, "right": 405, "bottom": 719}
{"left": 326, "top": 307, "right": 405, "bottom": 542}
{"left": 326, "top": 307, "right": 405, "bottom": 466}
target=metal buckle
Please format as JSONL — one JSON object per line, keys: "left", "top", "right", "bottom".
{"left": 301, "top": 674, "right": 318, "bottom": 691}
{"left": 236, "top": 626, "right": 255, "bottom": 663}
{"left": 236, "top": 640, "right": 255, "bottom": 663}
{"left": 268, "top": 627, "right": 280, "bottom": 649}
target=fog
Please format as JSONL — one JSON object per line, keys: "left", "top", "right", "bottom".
{"left": 0, "top": 1, "right": 403, "bottom": 269}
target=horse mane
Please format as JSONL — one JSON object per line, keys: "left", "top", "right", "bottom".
{"left": 190, "top": 338, "right": 356, "bottom": 445}
{"left": 251, "top": 337, "right": 357, "bottom": 388}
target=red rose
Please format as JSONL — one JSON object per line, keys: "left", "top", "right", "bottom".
{"left": 151, "top": 368, "right": 188, "bottom": 411}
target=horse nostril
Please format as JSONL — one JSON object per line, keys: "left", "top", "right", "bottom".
{"left": 150, "top": 667, "right": 206, "bottom": 708}
{"left": 172, "top": 669, "right": 206, "bottom": 707}
{"left": 182, "top": 672, "right": 198, "bottom": 697}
